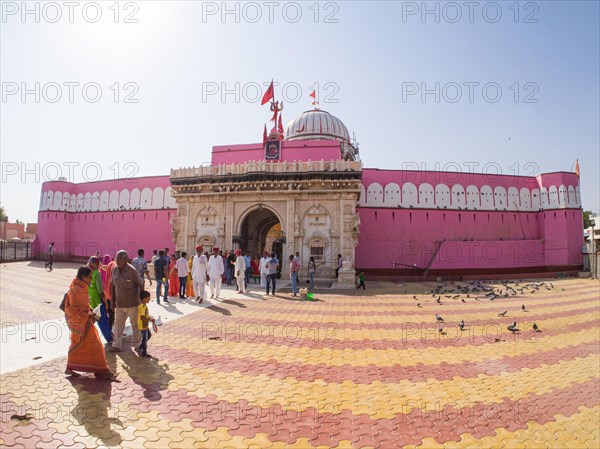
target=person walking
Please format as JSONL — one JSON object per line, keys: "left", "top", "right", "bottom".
{"left": 87, "top": 256, "right": 112, "bottom": 343}
{"left": 265, "top": 252, "right": 278, "bottom": 296}
{"left": 227, "top": 250, "right": 236, "bottom": 286}
{"left": 167, "top": 254, "right": 179, "bottom": 297}
{"left": 102, "top": 255, "right": 117, "bottom": 330}
{"left": 45, "top": 242, "right": 55, "bottom": 271}
{"left": 191, "top": 245, "right": 207, "bottom": 303}
{"left": 259, "top": 251, "right": 269, "bottom": 288}
{"left": 176, "top": 252, "right": 190, "bottom": 299}
{"left": 153, "top": 250, "right": 170, "bottom": 304}
{"left": 136, "top": 290, "right": 155, "bottom": 358}
{"left": 244, "top": 251, "right": 252, "bottom": 289}
{"left": 356, "top": 271, "right": 366, "bottom": 290}
{"left": 234, "top": 249, "right": 247, "bottom": 294}
{"left": 208, "top": 247, "right": 224, "bottom": 299}
{"left": 289, "top": 254, "right": 300, "bottom": 297}
{"left": 132, "top": 249, "right": 153, "bottom": 288}
{"left": 64, "top": 266, "right": 116, "bottom": 379}
{"left": 109, "top": 250, "right": 144, "bottom": 352}
{"left": 308, "top": 256, "right": 316, "bottom": 289}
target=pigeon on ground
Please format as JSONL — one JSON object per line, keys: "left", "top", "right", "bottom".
{"left": 522, "top": 304, "right": 527, "bottom": 311}
{"left": 533, "top": 323, "right": 541, "bottom": 332}
{"left": 507, "top": 322, "right": 519, "bottom": 332}
{"left": 417, "top": 303, "right": 422, "bottom": 308}
{"left": 498, "top": 310, "right": 507, "bottom": 317}
{"left": 459, "top": 320, "right": 465, "bottom": 331}
{"left": 436, "top": 314, "right": 444, "bottom": 322}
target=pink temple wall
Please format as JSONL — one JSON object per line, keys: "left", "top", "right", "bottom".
{"left": 356, "top": 170, "right": 583, "bottom": 273}
{"left": 36, "top": 176, "right": 176, "bottom": 259}
{"left": 211, "top": 140, "right": 342, "bottom": 165}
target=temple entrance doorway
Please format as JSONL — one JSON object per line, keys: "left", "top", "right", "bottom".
{"left": 240, "top": 207, "right": 283, "bottom": 261}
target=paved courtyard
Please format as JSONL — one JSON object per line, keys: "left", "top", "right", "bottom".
{"left": 1, "top": 261, "right": 599, "bottom": 448}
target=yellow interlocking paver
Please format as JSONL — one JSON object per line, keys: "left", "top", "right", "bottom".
{"left": 1, "top": 265, "right": 598, "bottom": 449}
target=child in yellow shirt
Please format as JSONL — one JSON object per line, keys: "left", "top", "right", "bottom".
{"left": 137, "top": 290, "right": 155, "bottom": 357}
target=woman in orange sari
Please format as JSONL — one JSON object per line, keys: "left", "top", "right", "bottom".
{"left": 168, "top": 254, "right": 179, "bottom": 297}
{"left": 64, "top": 266, "right": 115, "bottom": 379}
{"left": 186, "top": 255, "right": 195, "bottom": 298}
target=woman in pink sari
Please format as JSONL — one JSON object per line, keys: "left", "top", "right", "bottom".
{"left": 64, "top": 266, "right": 115, "bottom": 379}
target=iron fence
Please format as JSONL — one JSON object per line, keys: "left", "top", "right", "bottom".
{"left": 0, "top": 241, "right": 32, "bottom": 262}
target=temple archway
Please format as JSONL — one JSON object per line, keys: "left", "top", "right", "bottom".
{"left": 239, "top": 206, "right": 283, "bottom": 259}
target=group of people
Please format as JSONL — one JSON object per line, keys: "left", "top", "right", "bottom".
{"left": 63, "top": 250, "right": 157, "bottom": 380}
{"left": 60, "top": 246, "right": 329, "bottom": 378}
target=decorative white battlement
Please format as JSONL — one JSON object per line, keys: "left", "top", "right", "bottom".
{"left": 170, "top": 159, "right": 362, "bottom": 179}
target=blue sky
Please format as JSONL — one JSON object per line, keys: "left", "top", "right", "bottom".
{"left": 1, "top": 1, "right": 599, "bottom": 224}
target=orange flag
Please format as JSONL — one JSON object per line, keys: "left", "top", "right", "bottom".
{"left": 575, "top": 159, "right": 580, "bottom": 177}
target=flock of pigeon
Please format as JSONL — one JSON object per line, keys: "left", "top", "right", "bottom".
{"left": 409, "top": 280, "right": 558, "bottom": 337}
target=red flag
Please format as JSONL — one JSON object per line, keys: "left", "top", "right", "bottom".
{"left": 263, "top": 124, "right": 267, "bottom": 144}
{"left": 278, "top": 115, "right": 284, "bottom": 134}
{"left": 309, "top": 90, "right": 316, "bottom": 99}
{"left": 261, "top": 81, "right": 274, "bottom": 105}
{"left": 575, "top": 159, "right": 580, "bottom": 177}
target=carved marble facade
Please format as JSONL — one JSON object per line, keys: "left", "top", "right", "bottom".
{"left": 170, "top": 160, "right": 362, "bottom": 279}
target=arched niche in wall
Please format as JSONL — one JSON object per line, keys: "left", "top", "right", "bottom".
{"left": 303, "top": 205, "right": 332, "bottom": 237}
{"left": 69, "top": 194, "right": 77, "bottom": 212}
{"left": 196, "top": 206, "right": 219, "bottom": 234}
{"left": 91, "top": 192, "right": 100, "bottom": 211}
{"left": 83, "top": 192, "right": 92, "bottom": 211}
{"left": 540, "top": 187, "right": 549, "bottom": 209}
{"left": 109, "top": 190, "right": 119, "bottom": 210}
{"left": 480, "top": 185, "right": 493, "bottom": 210}
{"left": 451, "top": 184, "right": 466, "bottom": 209}
{"left": 575, "top": 186, "right": 581, "bottom": 207}
{"left": 62, "top": 192, "right": 70, "bottom": 211}
{"left": 466, "top": 185, "right": 480, "bottom": 209}
{"left": 367, "top": 183, "right": 384, "bottom": 206}
{"left": 567, "top": 186, "right": 576, "bottom": 207}
{"left": 418, "top": 183, "right": 434, "bottom": 208}
{"left": 46, "top": 191, "right": 54, "bottom": 210}
{"left": 130, "top": 188, "right": 141, "bottom": 209}
{"left": 306, "top": 232, "right": 328, "bottom": 264}
{"left": 384, "top": 183, "right": 400, "bottom": 207}
{"left": 507, "top": 187, "right": 519, "bottom": 211}
{"left": 548, "top": 186, "right": 559, "bottom": 208}
{"left": 119, "top": 189, "right": 130, "bottom": 210}
{"left": 140, "top": 188, "right": 152, "bottom": 208}
{"left": 519, "top": 188, "right": 531, "bottom": 211}
{"left": 358, "top": 184, "right": 367, "bottom": 206}
{"left": 99, "top": 191, "right": 109, "bottom": 211}
{"left": 435, "top": 184, "right": 450, "bottom": 208}
{"left": 40, "top": 191, "right": 47, "bottom": 211}
{"left": 152, "top": 187, "right": 164, "bottom": 209}
{"left": 401, "top": 182, "right": 417, "bottom": 207}
{"left": 558, "top": 185, "right": 567, "bottom": 208}
{"left": 76, "top": 193, "right": 84, "bottom": 212}
{"left": 494, "top": 186, "right": 507, "bottom": 210}
{"left": 53, "top": 191, "right": 62, "bottom": 211}
{"left": 164, "top": 186, "right": 177, "bottom": 209}
{"left": 531, "top": 189, "right": 540, "bottom": 210}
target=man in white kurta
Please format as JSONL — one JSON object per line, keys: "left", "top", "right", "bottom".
{"left": 207, "top": 246, "right": 224, "bottom": 299}
{"left": 259, "top": 251, "right": 269, "bottom": 288}
{"left": 234, "top": 249, "right": 246, "bottom": 293}
{"left": 191, "top": 245, "right": 208, "bottom": 303}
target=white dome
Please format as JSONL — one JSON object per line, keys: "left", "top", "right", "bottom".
{"left": 284, "top": 109, "right": 351, "bottom": 143}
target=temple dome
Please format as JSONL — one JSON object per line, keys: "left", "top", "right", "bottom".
{"left": 284, "top": 109, "right": 358, "bottom": 160}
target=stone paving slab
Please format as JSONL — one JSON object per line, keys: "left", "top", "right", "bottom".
{"left": 0, "top": 262, "right": 599, "bottom": 448}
